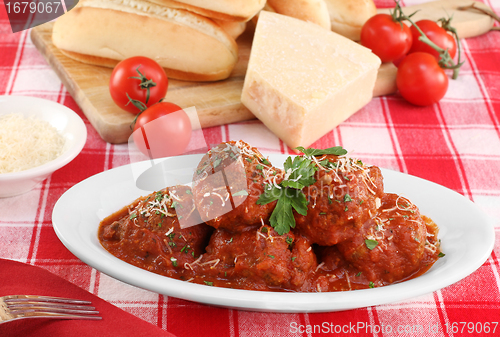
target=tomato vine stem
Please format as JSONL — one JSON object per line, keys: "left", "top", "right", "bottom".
{"left": 128, "top": 65, "right": 157, "bottom": 104}
{"left": 391, "top": 0, "right": 463, "bottom": 79}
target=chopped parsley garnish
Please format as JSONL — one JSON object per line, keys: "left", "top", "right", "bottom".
{"left": 155, "top": 191, "right": 164, "bottom": 202}
{"left": 213, "top": 158, "right": 222, "bottom": 168}
{"left": 438, "top": 252, "right": 445, "bottom": 258}
{"left": 369, "top": 282, "right": 375, "bottom": 288}
{"left": 129, "top": 213, "right": 137, "bottom": 220}
{"left": 261, "top": 158, "right": 271, "bottom": 165}
{"left": 365, "top": 239, "right": 378, "bottom": 250}
{"left": 344, "top": 194, "right": 352, "bottom": 202}
{"left": 170, "top": 257, "right": 178, "bottom": 267}
{"left": 232, "top": 189, "right": 249, "bottom": 197}
{"left": 171, "top": 201, "right": 183, "bottom": 209}
{"left": 204, "top": 281, "right": 214, "bottom": 286}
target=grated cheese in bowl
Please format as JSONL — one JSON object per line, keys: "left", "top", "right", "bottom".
{"left": 0, "top": 113, "right": 66, "bottom": 174}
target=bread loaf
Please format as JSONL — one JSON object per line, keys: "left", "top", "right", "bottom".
{"left": 213, "top": 19, "right": 247, "bottom": 40}
{"left": 265, "top": 0, "right": 331, "bottom": 29}
{"left": 52, "top": 0, "right": 238, "bottom": 82}
{"left": 148, "top": 0, "right": 266, "bottom": 22}
{"left": 324, "top": 0, "right": 376, "bottom": 40}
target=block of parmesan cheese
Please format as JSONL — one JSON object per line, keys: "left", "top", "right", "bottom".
{"left": 241, "top": 11, "right": 381, "bottom": 149}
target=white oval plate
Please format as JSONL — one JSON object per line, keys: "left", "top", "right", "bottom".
{"left": 52, "top": 154, "right": 495, "bottom": 313}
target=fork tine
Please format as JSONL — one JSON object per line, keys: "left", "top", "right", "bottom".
{"left": 6, "top": 302, "right": 96, "bottom": 311}
{"left": 1, "top": 295, "right": 102, "bottom": 323}
{"left": 11, "top": 312, "right": 102, "bottom": 321}
{"left": 9, "top": 307, "right": 100, "bottom": 316}
{"left": 4, "top": 295, "right": 91, "bottom": 305}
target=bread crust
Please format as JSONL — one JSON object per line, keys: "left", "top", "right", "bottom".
{"left": 324, "top": 0, "right": 376, "bottom": 40}
{"left": 266, "top": 0, "right": 330, "bottom": 29}
{"left": 58, "top": 49, "right": 233, "bottom": 82}
{"left": 148, "top": 0, "right": 266, "bottom": 22}
{"left": 52, "top": 0, "right": 238, "bottom": 81}
{"left": 213, "top": 19, "right": 247, "bottom": 40}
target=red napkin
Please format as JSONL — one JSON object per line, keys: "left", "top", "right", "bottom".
{"left": 0, "top": 259, "right": 177, "bottom": 337}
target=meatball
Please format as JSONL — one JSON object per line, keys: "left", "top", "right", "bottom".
{"left": 192, "top": 140, "right": 283, "bottom": 232}
{"left": 190, "top": 224, "right": 317, "bottom": 291}
{"left": 336, "top": 193, "right": 427, "bottom": 285}
{"left": 314, "top": 245, "right": 370, "bottom": 292}
{"left": 99, "top": 185, "right": 213, "bottom": 280}
{"left": 295, "top": 155, "right": 384, "bottom": 246}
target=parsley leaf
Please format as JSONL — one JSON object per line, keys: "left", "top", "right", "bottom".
{"left": 257, "top": 146, "right": 347, "bottom": 235}
{"left": 260, "top": 187, "right": 310, "bottom": 235}
{"left": 257, "top": 155, "right": 316, "bottom": 235}
{"left": 269, "top": 196, "right": 294, "bottom": 235}
{"left": 289, "top": 189, "right": 308, "bottom": 216}
{"left": 281, "top": 156, "right": 317, "bottom": 189}
{"left": 257, "top": 185, "right": 282, "bottom": 205}
{"left": 296, "top": 146, "right": 347, "bottom": 157}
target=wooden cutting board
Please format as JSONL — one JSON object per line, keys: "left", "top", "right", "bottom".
{"left": 31, "top": 22, "right": 400, "bottom": 144}
{"left": 31, "top": 22, "right": 255, "bottom": 144}
{"left": 31, "top": 0, "right": 494, "bottom": 144}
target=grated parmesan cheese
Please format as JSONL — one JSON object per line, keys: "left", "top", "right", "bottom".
{"left": 0, "top": 114, "right": 65, "bottom": 174}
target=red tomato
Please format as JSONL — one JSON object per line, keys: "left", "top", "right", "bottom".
{"left": 360, "top": 14, "right": 413, "bottom": 63}
{"left": 132, "top": 102, "right": 192, "bottom": 158}
{"left": 396, "top": 52, "right": 448, "bottom": 106}
{"left": 110, "top": 56, "right": 168, "bottom": 114}
{"left": 409, "top": 20, "right": 457, "bottom": 61}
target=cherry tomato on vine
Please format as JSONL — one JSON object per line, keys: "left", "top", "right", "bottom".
{"left": 132, "top": 102, "right": 192, "bottom": 158}
{"left": 360, "top": 13, "right": 413, "bottom": 63}
{"left": 409, "top": 20, "right": 457, "bottom": 61}
{"left": 397, "top": 52, "right": 448, "bottom": 106}
{"left": 109, "top": 56, "right": 168, "bottom": 114}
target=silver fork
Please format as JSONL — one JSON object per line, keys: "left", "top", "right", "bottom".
{"left": 0, "top": 295, "right": 102, "bottom": 324}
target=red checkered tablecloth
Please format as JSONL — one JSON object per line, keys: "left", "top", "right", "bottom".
{"left": 1, "top": 1, "right": 499, "bottom": 336}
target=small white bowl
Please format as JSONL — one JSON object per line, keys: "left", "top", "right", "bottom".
{"left": 0, "top": 95, "right": 87, "bottom": 198}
